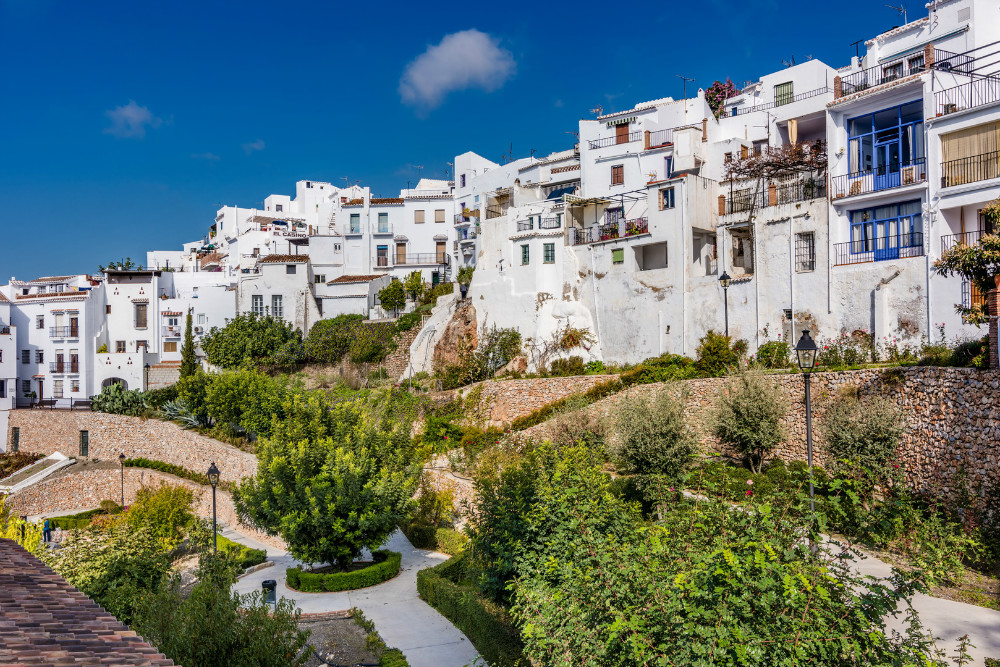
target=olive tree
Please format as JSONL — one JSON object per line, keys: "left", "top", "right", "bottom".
{"left": 711, "top": 372, "right": 787, "bottom": 473}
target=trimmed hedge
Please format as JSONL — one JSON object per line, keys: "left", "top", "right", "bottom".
{"left": 49, "top": 506, "right": 123, "bottom": 530}
{"left": 217, "top": 535, "right": 267, "bottom": 570}
{"left": 416, "top": 555, "right": 526, "bottom": 667}
{"left": 123, "top": 457, "right": 233, "bottom": 491}
{"left": 286, "top": 550, "right": 401, "bottom": 592}
{"left": 401, "top": 524, "right": 469, "bottom": 555}
{"left": 379, "top": 649, "right": 409, "bottom": 667}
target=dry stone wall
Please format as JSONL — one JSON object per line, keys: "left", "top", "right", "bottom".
{"left": 5, "top": 467, "right": 284, "bottom": 550}
{"left": 521, "top": 366, "right": 1000, "bottom": 500}
{"left": 447, "top": 375, "right": 616, "bottom": 426}
{"left": 6, "top": 411, "right": 257, "bottom": 481}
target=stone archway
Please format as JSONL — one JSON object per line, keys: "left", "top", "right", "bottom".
{"left": 101, "top": 377, "right": 128, "bottom": 390}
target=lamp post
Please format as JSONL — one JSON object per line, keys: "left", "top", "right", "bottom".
{"left": 718, "top": 271, "right": 731, "bottom": 336}
{"left": 118, "top": 452, "right": 126, "bottom": 507}
{"left": 794, "top": 330, "right": 819, "bottom": 517}
{"left": 144, "top": 363, "right": 151, "bottom": 390}
{"left": 207, "top": 462, "right": 220, "bottom": 553}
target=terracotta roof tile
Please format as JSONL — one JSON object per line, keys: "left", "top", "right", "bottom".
{"left": 28, "top": 275, "right": 78, "bottom": 283}
{"left": 0, "top": 539, "right": 176, "bottom": 666}
{"left": 327, "top": 274, "right": 383, "bottom": 284}
{"left": 0, "top": 292, "right": 8, "bottom": 302}
{"left": 258, "top": 254, "right": 310, "bottom": 263}
{"left": 15, "top": 292, "right": 91, "bottom": 301}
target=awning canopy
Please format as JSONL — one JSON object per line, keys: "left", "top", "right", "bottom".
{"left": 547, "top": 185, "right": 577, "bottom": 200}
{"left": 564, "top": 194, "right": 611, "bottom": 206}
{"left": 246, "top": 213, "right": 306, "bottom": 224}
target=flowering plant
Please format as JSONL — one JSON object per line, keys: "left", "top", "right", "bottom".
{"left": 706, "top": 78, "right": 738, "bottom": 118}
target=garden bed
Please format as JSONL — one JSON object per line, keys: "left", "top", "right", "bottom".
{"left": 286, "top": 550, "right": 401, "bottom": 592}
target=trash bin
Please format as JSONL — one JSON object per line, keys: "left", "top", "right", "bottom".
{"left": 262, "top": 579, "right": 277, "bottom": 606}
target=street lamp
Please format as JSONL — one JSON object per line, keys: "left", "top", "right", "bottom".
{"left": 795, "top": 330, "right": 819, "bottom": 518}
{"left": 118, "top": 452, "right": 126, "bottom": 507}
{"left": 718, "top": 271, "right": 731, "bottom": 336}
{"left": 144, "top": 363, "right": 151, "bottom": 390}
{"left": 207, "top": 462, "right": 220, "bottom": 553}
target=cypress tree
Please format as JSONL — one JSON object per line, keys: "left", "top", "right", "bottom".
{"left": 180, "top": 309, "right": 198, "bottom": 378}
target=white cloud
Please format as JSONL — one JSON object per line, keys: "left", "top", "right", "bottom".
{"left": 399, "top": 29, "right": 515, "bottom": 110}
{"left": 103, "top": 100, "right": 162, "bottom": 139}
{"left": 242, "top": 139, "right": 266, "bottom": 155}
{"left": 191, "top": 152, "right": 221, "bottom": 161}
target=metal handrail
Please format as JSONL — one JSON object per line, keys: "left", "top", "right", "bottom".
{"left": 830, "top": 158, "right": 926, "bottom": 199}
{"left": 720, "top": 87, "right": 832, "bottom": 117}
{"left": 588, "top": 131, "right": 643, "bottom": 150}
{"left": 833, "top": 232, "right": 924, "bottom": 266}
{"left": 941, "top": 229, "right": 991, "bottom": 253}
{"left": 935, "top": 76, "right": 1000, "bottom": 116}
{"left": 940, "top": 150, "right": 1000, "bottom": 188}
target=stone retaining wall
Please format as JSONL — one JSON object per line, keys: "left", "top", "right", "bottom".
{"left": 4, "top": 467, "right": 285, "bottom": 550}
{"left": 6, "top": 410, "right": 257, "bottom": 481}
{"left": 447, "top": 375, "right": 616, "bottom": 426}
{"left": 522, "top": 366, "right": 1000, "bottom": 500}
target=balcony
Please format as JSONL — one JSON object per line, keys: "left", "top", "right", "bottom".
{"left": 162, "top": 325, "right": 183, "bottom": 338}
{"left": 454, "top": 211, "right": 479, "bottom": 224}
{"left": 48, "top": 362, "right": 79, "bottom": 374}
{"left": 540, "top": 216, "right": 561, "bottom": 229}
{"left": 396, "top": 253, "right": 446, "bottom": 265}
{"left": 720, "top": 87, "right": 832, "bottom": 117}
{"left": 941, "top": 150, "right": 1000, "bottom": 188}
{"left": 833, "top": 232, "right": 924, "bottom": 266}
{"left": 570, "top": 217, "right": 649, "bottom": 245}
{"left": 941, "top": 229, "right": 991, "bottom": 253}
{"left": 0, "top": 326, "right": 9, "bottom": 335}
{"left": 459, "top": 229, "right": 477, "bottom": 241}
{"left": 373, "top": 224, "right": 393, "bottom": 235}
{"left": 49, "top": 326, "right": 80, "bottom": 339}
{"left": 647, "top": 129, "right": 674, "bottom": 149}
{"left": 840, "top": 50, "right": 972, "bottom": 97}
{"left": 486, "top": 203, "right": 509, "bottom": 219}
{"left": 830, "top": 159, "right": 926, "bottom": 200}
{"left": 199, "top": 252, "right": 223, "bottom": 270}
{"left": 723, "top": 178, "right": 827, "bottom": 214}
{"left": 935, "top": 76, "right": 1000, "bottom": 117}
{"left": 588, "top": 131, "right": 642, "bottom": 150}
{"left": 516, "top": 220, "right": 533, "bottom": 232}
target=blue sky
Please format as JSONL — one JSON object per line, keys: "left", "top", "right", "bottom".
{"left": 0, "top": 0, "right": 909, "bottom": 279}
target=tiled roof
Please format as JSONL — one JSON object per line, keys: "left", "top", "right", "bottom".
{"left": 327, "top": 274, "right": 383, "bottom": 284}
{"left": 0, "top": 539, "right": 176, "bottom": 665}
{"left": 258, "top": 254, "right": 310, "bottom": 263}
{"left": 161, "top": 311, "right": 183, "bottom": 316}
{"left": 15, "top": 292, "right": 90, "bottom": 301}
{"left": 371, "top": 198, "right": 404, "bottom": 205}
{"left": 0, "top": 292, "right": 8, "bottom": 302}
{"left": 28, "top": 275, "right": 77, "bottom": 283}
{"left": 865, "top": 17, "right": 929, "bottom": 45}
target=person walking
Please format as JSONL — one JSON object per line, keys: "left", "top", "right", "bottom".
{"left": 42, "top": 517, "right": 51, "bottom": 543}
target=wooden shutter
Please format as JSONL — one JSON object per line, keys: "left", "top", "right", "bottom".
{"left": 615, "top": 123, "right": 630, "bottom": 144}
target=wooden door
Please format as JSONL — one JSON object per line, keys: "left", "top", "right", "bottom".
{"left": 615, "top": 123, "right": 629, "bottom": 144}
{"left": 436, "top": 242, "right": 447, "bottom": 263}
{"left": 396, "top": 243, "right": 407, "bottom": 265}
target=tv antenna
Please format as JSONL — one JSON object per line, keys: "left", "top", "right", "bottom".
{"left": 446, "top": 161, "right": 454, "bottom": 180}
{"left": 589, "top": 105, "right": 603, "bottom": 116}
{"left": 676, "top": 74, "right": 695, "bottom": 113}
{"left": 885, "top": 3, "right": 907, "bottom": 24}
{"left": 781, "top": 56, "right": 796, "bottom": 68}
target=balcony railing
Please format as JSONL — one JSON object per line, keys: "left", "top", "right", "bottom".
{"left": 49, "top": 326, "right": 79, "bottom": 338}
{"left": 459, "top": 230, "right": 477, "bottom": 241}
{"left": 935, "top": 76, "right": 1000, "bottom": 116}
{"left": 833, "top": 232, "right": 924, "bottom": 266}
{"left": 48, "top": 362, "right": 80, "bottom": 373}
{"left": 570, "top": 217, "right": 649, "bottom": 245}
{"left": 374, "top": 256, "right": 390, "bottom": 267}
{"left": 720, "top": 87, "right": 832, "bottom": 117}
{"left": 830, "top": 159, "right": 926, "bottom": 199}
{"left": 539, "top": 216, "right": 561, "bottom": 229}
{"left": 0, "top": 326, "right": 10, "bottom": 335}
{"left": 941, "top": 229, "right": 991, "bottom": 253}
{"left": 588, "top": 131, "right": 643, "bottom": 150}
{"left": 516, "top": 220, "right": 533, "bottom": 232}
{"left": 373, "top": 224, "right": 393, "bottom": 235}
{"left": 398, "top": 253, "right": 446, "bottom": 265}
{"left": 941, "top": 150, "right": 1000, "bottom": 188}
{"left": 162, "top": 325, "right": 183, "bottom": 338}
{"left": 486, "top": 203, "right": 509, "bottom": 219}
{"left": 724, "top": 178, "right": 827, "bottom": 214}
{"left": 647, "top": 128, "right": 674, "bottom": 148}
{"left": 454, "top": 211, "right": 479, "bottom": 224}
{"left": 841, "top": 50, "right": 973, "bottom": 96}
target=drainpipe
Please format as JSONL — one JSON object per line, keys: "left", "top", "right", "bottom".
{"left": 923, "top": 202, "right": 935, "bottom": 341}
{"left": 589, "top": 245, "right": 602, "bottom": 349}
{"left": 789, "top": 215, "right": 795, "bottom": 346}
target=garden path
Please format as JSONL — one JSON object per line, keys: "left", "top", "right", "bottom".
{"left": 229, "top": 528, "right": 481, "bottom": 667}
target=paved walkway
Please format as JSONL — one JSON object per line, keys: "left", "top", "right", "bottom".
{"left": 231, "top": 529, "right": 480, "bottom": 667}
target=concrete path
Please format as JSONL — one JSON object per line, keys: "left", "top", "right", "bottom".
{"left": 232, "top": 529, "right": 481, "bottom": 667}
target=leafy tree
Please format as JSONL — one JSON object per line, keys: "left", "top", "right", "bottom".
{"left": 456, "top": 265, "right": 475, "bottom": 287}
{"left": 234, "top": 402, "right": 417, "bottom": 570}
{"left": 611, "top": 389, "right": 696, "bottom": 490}
{"left": 43, "top": 523, "right": 170, "bottom": 624}
{"left": 402, "top": 271, "right": 425, "bottom": 301}
{"left": 711, "top": 371, "right": 787, "bottom": 473}
{"left": 175, "top": 369, "right": 214, "bottom": 426}
{"left": 133, "top": 552, "right": 310, "bottom": 667}
{"left": 438, "top": 324, "right": 522, "bottom": 389}
{"left": 201, "top": 312, "right": 303, "bottom": 370}
{"left": 304, "top": 314, "right": 364, "bottom": 363}
{"left": 349, "top": 322, "right": 397, "bottom": 364}
{"left": 695, "top": 330, "right": 739, "bottom": 377}
{"left": 98, "top": 257, "right": 140, "bottom": 274}
{"left": 123, "top": 483, "right": 196, "bottom": 551}
{"left": 378, "top": 280, "right": 406, "bottom": 316}
{"left": 204, "top": 368, "right": 286, "bottom": 437}
{"left": 180, "top": 309, "right": 198, "bottom": 378}
{"left": 822, "top": 390, "right": 907, "bottom": 497}
{"left": 933, "top": 226, "right": 1000, "bottom": 324}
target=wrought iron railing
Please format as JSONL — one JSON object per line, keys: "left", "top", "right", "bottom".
{"left": 647, "top": 128, "right": 674, "bottom": 148}
{"left": 49, "top": 326, "right": 79, "bottom": 338}
{"left": 516, "top": 220, "right": 533, "bottom": 232}
{"left": 588, "top": 131, "right": 643, "bottom": 150}
{"left": 48, "top": 362, "right": 79, "bottom": 373}
{"left": 833, "top": 232, "right": 924, "bottom": 266}
{"left": 720, "top": 87, "right": 832, "bottom": 117}
{"left": 935, "top": 76, "right": 1000, "bottom": 116}
{"left": 0, "top": 326, "right": 9, "bottom": 335}
{"left": 454, "top": 212, "right": 479, "bottom": 224}
{"left": 570, "top": 217, "right": 649, "bottom": 245}
{"left": 373, "top": 224, "right": 393, "bottom": 235}
{"left": 962, "top": 280, "right": 988, "bottom": 309}
{"left": 830, "top": 158, "right": 926, "bottom": 199}
{"left": 941, "top": 229, "right": 990, "bottom": 253}
{"left": 539, "top": 216, "right": 561, "bottom": 229}
{"left": 941, "top": 150, "right": 1000, "bottom": 188}
{"left": 724, "top": 178, "right": 826, "bottom": 214}
{"left": 395, "top": 253, "right": 444, "bottom": 265}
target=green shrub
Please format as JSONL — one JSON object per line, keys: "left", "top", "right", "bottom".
{"left": 124, "top": 483, "right": 196, "bottom": 551}
{"left": 695, "top": 330, "right": 739, "bottom": 377}
{"left": 818, "top": 332, "right": 874, "bottom": 368}
{"left": 378, "top": 280, "right": 406, "bottom": 316}
{"left": 401, "top": 524, "right": 468, "bottom": 555}
{"left": 419, "top": 282, "right": 455, "bottom": 307}
{"left": 204, "top": 368, "right": 285, "bottom": 438}
{"left": 49, "top": 505, "right": 124, "bottom": 530}
{"left": 952, "top": 335, "right": 989, "bottom": 368}
{"left": 379, "top": 648, "right": 409, "bottom": 667}
{"left": 304, "top": 315, "right": 364, "bottom": 364}
{"left": 395, "top": 311, "right": 422, "bottom": 333}
{"left": 216, "top": 535, "right": 267, "bottom": 570}
{"left": 285, "top": 550, "right": 401, "bottom": 592}
{"left": 416, "top": 555, "right": 527, "bottom": 667}
{"left": 460, "top": 425, "right": 504, "bottom": 462}
{"left": 584, "top": 360, "right": 606, "bottom": 374}
{"left": 202, "top": 312, "right": 303, "bottom": 370}
{"left": 122, "top": 458, "right": 233, "bottom": 491}
{"left": 821, "top": 390, "right": 907, "bottom": 496}
{"left": 711, "top": 372, "right": 788, "bottom": 473}
{"left": 349, "top": 322, "right": 397, "bottom": 364}
{"left": 421, "top": 415, "right": 463, "bottom": 452}
{"left": 91, "top": 383, "right": 149, "bottom": 416}
{"left": 754, "top": 340, "right": 790, "bottom": 368}
{"left": 622, "top": 353, "right": 698, "bottom": 384}
{"left": 143, "top": 385, "right": 179, "bottom": 409}
{"left": 439, "top": 324, "right": 522, "bottom": 389}
{"left": 611, "top": 389, "right": 696, "bottom": 491}
{"left": 548, "top": 356, "right": 585, "bottom": 376}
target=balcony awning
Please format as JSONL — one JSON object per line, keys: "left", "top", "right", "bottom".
{"left": 547, "top": 185, "right": 577, "bottom": 200}
{"left": 606, "top": 116, "right": 636, "bottom": 126}
{"left": 246, "top": 212, "right": 306, "bottom": 224}
{"left": 564, "top": 194, "right": 610, "bottom": 206}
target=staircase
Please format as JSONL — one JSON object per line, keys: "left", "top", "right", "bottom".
{"left": 147, "top": 361, "right": 181, "bottom": 390}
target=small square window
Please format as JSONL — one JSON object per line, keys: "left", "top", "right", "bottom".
{"left": 521, "top": 244, "right": 530, "bottom": 265}
{"left": 611, "top": 165, "right": 624, "bottom": 185}
{"left": 36, "top": 315, "right": 44, "bottom": 329}
{"left": 276, "top": 204, "right": 283, "bottom": 212}
{"left": 35, "top": 351, "right": 43, "bottom": 363}
{"left": 435, "top": 209, "right": 446, "bottom": 223}
{"left": 414, "top": 210, "right": 425, "bottom": 224}
{"left": 315, "top": 274, "right": 326, "bottom": 284}
{"left": 612, "top": 249, "right": 624, "bottom": 264}
{"left": 544, "top": 243, "right": 556, "bottom": 264}
{"left": 21, "top": 350, "right": 29, "bottom": 364}
{"left": 286, "top": 264, "right": 297, "bottom": 274}
{"left": 79, "top": 430, "right": 89, "bottom": 457}
{"left": 660, "top": 187, "right": 676, "bottom": 210}
{"left": 115, "top": 340, "right": 126, "bottom": 353}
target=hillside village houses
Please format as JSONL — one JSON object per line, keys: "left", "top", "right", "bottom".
{"left": 1, "top": 0, "right": 1000, "bottom": 443}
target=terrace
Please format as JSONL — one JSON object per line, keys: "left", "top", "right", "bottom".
{"left": 570, "top": 217, "right": 648, "bottom": 245}
{"left": 588, "top": 130, "right": 642, "bottom": 150}
{"left": 839, "top": 48, "right": 972, "bottom": 97}
{"left": 833, "top": 232, "right": 924, "bottom": 266}
{"left": 722, "top": 177, "right": 826, "bottom": 215}
{"left": 49, "top": 326, "right": 79, "bottom": 338}
{"left": 932, "top": 40, "right": 1000, "bottom": 116}
{"left": 720, "top": 87, "right": 832, "bottom": 117}
{"left": 941, "top": 150, "right": 1000, "bottom": 188}
{"left": 830, "top": 158, "right": 926, "bottom": 200}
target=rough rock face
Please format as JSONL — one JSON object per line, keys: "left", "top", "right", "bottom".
{"left": 432, "top": 302, "right": 477, "bottom": 370}
{"left": 495, "top": 355, "right": 528, "bottom": 377}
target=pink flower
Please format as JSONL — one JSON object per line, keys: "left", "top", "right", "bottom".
{"left": 669, "top": 487, "right": 675, "bottom": 492}
{"left": 745, "top": 490, "right": 753, "bottom": 497}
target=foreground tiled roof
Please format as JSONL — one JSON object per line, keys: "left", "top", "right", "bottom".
{"left": 14, "top": 292, "right": 90, "bottom": 301}
{"left": 0, "top": 539, "right": 176, "bottom": 665}
{"left": 258, "top": 254, "right": 310, "bottom": 263}
{"left": 0, "top": 292, "right": 8, "bottom": 302}
{"left": 327, "top": 274, "right": 383, "bottom": 284}
{"left": 28, "top": 275, "right": 77, "bottom": 283}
